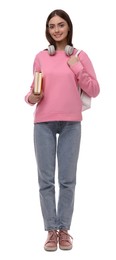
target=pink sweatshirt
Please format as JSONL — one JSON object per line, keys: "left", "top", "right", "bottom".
{"left": 25, "top": 49, "right": 100, "bottom": 123}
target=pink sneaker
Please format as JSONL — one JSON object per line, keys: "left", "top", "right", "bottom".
{"left": 59, "top": 230, "right": 73, "bottom": 250}
{"left": 44, "top": 230, "right": 58, "bottom": 251}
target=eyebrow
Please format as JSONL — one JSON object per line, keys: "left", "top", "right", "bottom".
{"left": 48, "top": 22, "right": 65, "bottom": 26}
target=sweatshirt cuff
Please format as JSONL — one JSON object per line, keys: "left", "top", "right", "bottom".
{"left": 70, "top": 61, "right": 83, "bottom": 76}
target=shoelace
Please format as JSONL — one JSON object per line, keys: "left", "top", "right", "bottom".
{"left": 48, "top": 230, "right": 59, "bottom": 242}
{"left": 59, "top": 230, "right": 73, "bottom": 241}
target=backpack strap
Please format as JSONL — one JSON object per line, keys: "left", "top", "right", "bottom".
{"left": 75, "top": 49, "right": 82, "bottom": 56}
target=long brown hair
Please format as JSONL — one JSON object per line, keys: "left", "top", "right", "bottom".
{"left": 45, "top": 9, "right": 73, "bottom": 49}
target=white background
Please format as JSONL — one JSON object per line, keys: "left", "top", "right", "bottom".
{"left": 0, "top": 0, "right": 116, "bottom": 259}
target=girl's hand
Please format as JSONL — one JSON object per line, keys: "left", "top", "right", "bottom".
{"left": 28, "top": 90, "right": 44, "bottom": 104}
{"left": 67, "top": 55, "right": 79, "bottom": 66}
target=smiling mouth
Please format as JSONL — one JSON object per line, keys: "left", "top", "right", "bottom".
{"left": 54, "top": 33, "right": 62, "bottom": 37}
{"left": 54, "top": 34, "right": 62, "bottom": 37}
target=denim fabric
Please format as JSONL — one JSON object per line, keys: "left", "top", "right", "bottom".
{"left": 34, "top": 121, "right": 81, "bottom": 230}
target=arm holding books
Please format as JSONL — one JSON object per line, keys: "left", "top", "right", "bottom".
{"left": 28, "top": 90, "right": 44, "bottom": 105}
{"left": 28, "top": 71, "right": 43, "bottom": 104}
{"left": 25, "top": 68, "right": 44, "bottom": 106}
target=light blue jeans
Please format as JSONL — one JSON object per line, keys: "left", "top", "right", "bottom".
{"left": 34, "top": 121, "right": 81, "bottom": 230}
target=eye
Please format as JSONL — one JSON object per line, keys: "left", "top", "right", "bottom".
{"left": 48, "top": 24, "right": 55, "bottom": 29}
{"left": 59, "top": 23, "right": 65, "bottom": 28}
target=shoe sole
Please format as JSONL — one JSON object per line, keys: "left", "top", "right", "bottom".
{"left": 44, "top": 246, "right": 57, "bottom": 251}
{"left": 59, "top": 245, "right": 72, "bottom": 250}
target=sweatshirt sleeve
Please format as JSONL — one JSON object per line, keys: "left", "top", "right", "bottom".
{"left": 24, "top": 53, "right": 41, "bottom": 105}
{"left": 70, "top": 51, "right": 100, "bottom": 98}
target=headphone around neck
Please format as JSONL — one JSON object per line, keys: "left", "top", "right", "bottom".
{"left": 48, "top": 45, "right": 74, "bottom": 56}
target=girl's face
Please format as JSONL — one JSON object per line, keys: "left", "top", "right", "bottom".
{"left": 48, "top": 15, "right": 69, "bottom": 44}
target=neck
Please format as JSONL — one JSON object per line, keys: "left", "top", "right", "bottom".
{"left": 56, "top": 41, "right": 68, "bottom": 50}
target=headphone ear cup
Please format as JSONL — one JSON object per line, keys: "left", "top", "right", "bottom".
{"left": 48, "top": 45, "right": 74, "bottom": 56}
{"left": 65, "top": 45, "right": 74, "bottom": 56}
{"left": 48, "top": 45, "right": 55, "bottom": 55}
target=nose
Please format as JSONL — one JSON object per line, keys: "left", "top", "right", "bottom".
{"left": 54, "top": 25, "right": 59, "bottom": 32}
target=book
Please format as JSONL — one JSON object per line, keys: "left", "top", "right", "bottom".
{"left": 34, "top": 72, "right": 43, "bottom": 94}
